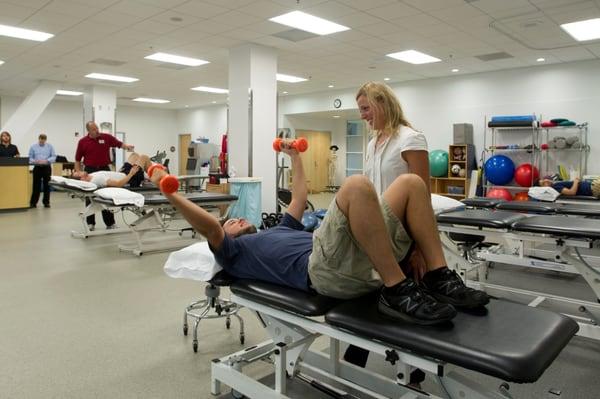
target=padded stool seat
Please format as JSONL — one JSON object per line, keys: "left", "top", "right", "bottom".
{"left": 326, "top": 296, "right": 578, "bottom": 383}
{"left": 231, "top": 280, "right": 340, "bottom": 316}
{"left": 210, "top": 270, "right": 236, "bottom": 286}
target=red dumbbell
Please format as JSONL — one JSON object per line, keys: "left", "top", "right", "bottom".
{"left": 273, "top": 137, "right": 308, "bottom": 152}
{"left": 147, "top": 163, "right": 179, "bottom": 194}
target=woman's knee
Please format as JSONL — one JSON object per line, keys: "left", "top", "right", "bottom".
{"left": 341, "top": 175, "right": 375, "bottom": 195}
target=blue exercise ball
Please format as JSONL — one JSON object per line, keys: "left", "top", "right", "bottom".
{"left": 302, "top": 212, "right": 318, "bottom": 232}
{"left": 484, "top": 155, "right": 515, "bottom": 185}
{"left": 429, "top": 150, "right": 449, "bottom": 177}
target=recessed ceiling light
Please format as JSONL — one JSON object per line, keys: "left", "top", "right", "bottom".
{"left": 282, "top": 91, "right": 288, "bottom": 94}
{"left": 451, "top": 68, "right": 459, "bottom": 72}
{"left": 328, "top": 84, "right": 334, "bottom": 88}
{"left": 386, "top": 50, "right": 441, "bottom": 64}
{"left": 185, "top": 105, "right": 189, "bottom": 108}
{"left": 536, "top": 57, "right": 545, "bottom": 62}
{"left": 191, "top": 86, "right": 229, "bottom": 94}
{"left": 276, "top": 73, "right": 307, "bottom": 83}
{"left": 0, "top": 60, "right": 4, "bottom": 66}
{"left": 85, "top": 73, "right": 138, "bottom": 83}
{"left": 145, "top": 52, "right": 209, "bottom": 67}
{"left": 383, "top": 77, "right": 390, "bottom": 81}
{"left": 56, "top": 90, "right": 83, "bottom": 96}
{"left": 0, "top": 23, "right": 53, "bottom": 42}
{"left": 561, "top": 18, "right": 600, "bottom": 41}
{"left": 333, "top": 115, "right": 341, "bottom": 118}
{"left": 212, "top": 101, "right": 217, "bottom": 104}
{"left": 269, "top": 11, "right": 350, "bottom": 36}
{"left": 132, "top": 97, "right": 170, "bottom": 104}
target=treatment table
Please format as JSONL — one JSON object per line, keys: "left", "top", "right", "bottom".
{"left": 211, "top": 279, "right": 578, "bottom": 399}
{"left": 436, "top": 204, "right": 600, "bottom": 340}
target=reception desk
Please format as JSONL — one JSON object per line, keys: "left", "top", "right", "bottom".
{"left": 0, "top": 157, "right": 30, "bottom": 210}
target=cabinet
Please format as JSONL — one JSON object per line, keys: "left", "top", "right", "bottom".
{"left": 430, "top": 144, "right": 475, "bottom": 200}
{"left": 346, "top": 120, "right": 366, "bottom": 177}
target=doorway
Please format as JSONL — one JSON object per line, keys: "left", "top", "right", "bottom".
{"left": 295, "top": 130, "right": 331, "bottom": 193}
{"left": 178, "top": 134, "right": 191, "bottom": 175}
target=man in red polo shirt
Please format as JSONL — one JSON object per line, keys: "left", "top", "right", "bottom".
{"left": 74, "top": 121, "right": 135, "bottom": 230}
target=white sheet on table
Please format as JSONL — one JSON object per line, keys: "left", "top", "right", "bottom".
{"left": 95, "top": 187, "right": 145, "bottom": 207}
{"left": 164, "top": 241, "right": 222, "bottom": 281}
{"left": 431, "top": 194, "right": 465, "bottom": 214}
{"left": 51, "top": 175, "right": 98, "bottom": 191}
{"left": 528, "top": 186, "right": 560, "bottom": 202}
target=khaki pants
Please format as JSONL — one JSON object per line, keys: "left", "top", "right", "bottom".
{"left": 308, "top": 198, "right": 412, "bottom": 299}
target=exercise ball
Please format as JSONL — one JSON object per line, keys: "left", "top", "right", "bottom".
{"left": 429, "top": 150, "right": 449, "bottom": 177}
{"left": 486, "top": 187, "right": 513, "bottom": 201}
{"left": 313, "top": 208, "right": 327, "bottom": 219}
{"left": 514, "top": 163, "right": 539, "bottom": 187}
{"left": 484, "top": 155, "right": 515, "bottom": 185}
{"left": 302, "top": 212, "right": 318, "bottom": 232}
{"left": 514, "top": 191, "right": 529, "bottom": 201}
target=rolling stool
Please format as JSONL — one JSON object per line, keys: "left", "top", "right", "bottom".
{"left": 183, "top": 270, "right": 245, "bottom": 352}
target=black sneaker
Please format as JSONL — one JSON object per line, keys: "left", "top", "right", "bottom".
{"left": 422, "top": 268, "right": 490, "bottom": 309}
{"left": 378, "top": 279, "right": 457, "bottom": 325}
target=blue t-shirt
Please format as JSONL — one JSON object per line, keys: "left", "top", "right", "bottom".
{"left": 212, "top": 213, "right": 313, "bottom": 291}
{"left": 552, "top": 180, "right": 592, "bottom": 196}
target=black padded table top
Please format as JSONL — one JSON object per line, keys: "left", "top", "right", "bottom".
{"left": 143, "top": 192, "right": 237, "bottom": 204}
{"left": 511, "top": 215, "right": 600, "bottom": 239}
{"left": 495, "top": 201, "right": 558, "bottom": 214}
{"left": 461, "top": 197, "right": 504, "bottom": 208}
{"left": 326, "top": 296, "right": 578, "bottom": 383}
{"left": 557, "top": 203, "right": 600, "bottom": 217}
{"left": 231, "top": 280, "right": 340, "bottom": 317}
{"left": 558, "top": 194, "right": 598, "bottom": 201}
{"left": 437, "top": 209, "right": 527, "bottom": 228}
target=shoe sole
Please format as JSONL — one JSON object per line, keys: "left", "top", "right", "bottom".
{"left": 428, "top": 292, "right": 490, "bottom": 309}
{"left": 377, "top": 302, "right": 456, "bottom": 326}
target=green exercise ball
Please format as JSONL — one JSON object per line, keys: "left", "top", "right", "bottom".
{"left": 429, "top": 150, "right": 449, "bottom": 177}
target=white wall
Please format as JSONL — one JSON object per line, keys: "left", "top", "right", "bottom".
{"left": 1, "top": 96, "right": 179, "bottom": 172}
{"left": 279, "top": 59, "right": 600, "bottom": 174}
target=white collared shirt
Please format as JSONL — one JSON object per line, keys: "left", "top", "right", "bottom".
{"left": 364, "top": 125, "right": 428, "bottom": 195}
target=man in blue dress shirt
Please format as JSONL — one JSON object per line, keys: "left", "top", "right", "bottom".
{"left": 29, "top": 134, "right": 56, "bottom": 208}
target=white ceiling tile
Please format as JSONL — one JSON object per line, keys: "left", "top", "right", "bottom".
{"left": 173, "top": 1, "right": 234, "bottom": 18}
{"left": 550, "top": 46, "right": 596, "bottom": 62}
{"left": 304, "top": 1, "right": 358, "bottom": 20}
{"left": 0, "top": 3, "right": 38, "bottom": 24}
{"left": 402, "top": 0, "right": 468, "bottom": 12}
{"left": 186, "top": 20, "right": 236, "bottom": 34}
{"left": 107, "top": 0, "right": 166, "bottom": 18}
{"left": 334, "top": 12, "right": 383, "bottom": 28}
{"left": 236, "top": 0, "right": 289, "bottom": 18}
{"left": 366, "top": 2, "right": 421, "bottom": 20}
{"left": 269, "top": 0, "right": 328, "bottom": 8}
{"left": 209, "top": 10, "right": 262, "bottom": 28}
{"left": 244, "top": 20, "right": 289, "bottom": 35}
{"left": 40, "top": 0, "right": 103, "bottom": 19}
{"left": 150, "top": 10, "right": 203, "bottom": 28}
{"left": 131, "top": 19, "right": 181, "bottom": 34}
{"left": 201, "top": 0, "right": 256, "bottom": 8}
{"left": 224, "top": 28, "right": 265, "bottom": 41}
{"left": 135, "top": 0, "right": 187, "bottom": 8}
{"left": 428, "top": 4, "right": 488, "bottom": 21}
{"left": 89, "top": 10, "right": 145, "bottom": 27}
{"left": 470, "top": 0, "right": 534, "bottom": 13}
{"left": 336, "top": 0, "right": 397, "bottom": 11}
{"left": 586, "top": 43, "right": 600, "bottom": 57}
{"left": 19, "top": 10, "right": 80, "bottom": 33}
{"left": 410, "top": 23, "right": 461, "bottom": 38}
{"left": 357, "top": 21, "right": 405, "bottom": 36}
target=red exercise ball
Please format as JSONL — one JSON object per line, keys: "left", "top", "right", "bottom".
{"left": 514, "top": 163, "right": 539, "bottom": 187}
{"left": 486, "top": 187, "right": 513, "bottom": 201}
{"left": 514, "top": 191, "right": 529, "bottom": 201}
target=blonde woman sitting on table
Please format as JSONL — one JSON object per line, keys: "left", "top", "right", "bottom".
{"left": 74, "top": 152, "right": 151, "bottom": 188}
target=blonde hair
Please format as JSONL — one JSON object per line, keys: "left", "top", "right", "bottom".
{"left": 1, "top": 131, "right": 12, "bottom": 144}
{"left": 355, "top": 82, "right": 413, "bottom": 137}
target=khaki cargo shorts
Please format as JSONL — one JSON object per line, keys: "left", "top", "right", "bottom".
{"left": 308, "top": 197, "right": 412, "bottom": 299}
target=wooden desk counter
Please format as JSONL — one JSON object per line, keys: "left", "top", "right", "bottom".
{"left": 0, "top": 157, "right": 30, "bottom": 210}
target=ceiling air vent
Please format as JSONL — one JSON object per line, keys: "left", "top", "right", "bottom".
{"left": 90, "top": 58, "right": 127, "bottom": 66}
{"left": 272, "top": 29, "right": 318, "bottom": 42}
{"left": 475, "top": 52, "right": 513, "bottom": 61}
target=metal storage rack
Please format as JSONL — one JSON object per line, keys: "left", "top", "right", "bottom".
{"left": 540, "top": 122, "right": 589, "bottom": 178}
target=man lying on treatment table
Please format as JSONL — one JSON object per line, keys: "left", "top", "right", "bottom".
{"left": 73, "top": 152, "right": 152, "bottom": 188}
{"left": 150, "top": 141, "right": 489, "bottom": 325}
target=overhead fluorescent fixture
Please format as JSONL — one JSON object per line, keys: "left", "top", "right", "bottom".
{"left": 561, "top": 18, "right": 600, "bottom": 41}
{"left": 56, "top": 90, "right": 83, "bottom": 96}
{"left": 144, "top": 52, "right": 209, "bottom": 67}
{"left": 536, "top": 57, "right": 545, "bottom": 62}
{"left": 383, "top": 77, "right": 390, "bottom": 81}
{"left": 282, "top": 91, "right": 288, "bottom": 94}
{"left": 386, "top": 50, "right": 441, "bottom": 64}
{"left": 191, "top": 86, "right": 228, "bottom": 94}
{"left": 451, "top": 68, "right": 459, "bottom": 72}
{"left": 333, "top": 115, "right": 341, "bottom": 118}
{"left": 212, "top": 101, "right": 217, "bottom": 104}
{"left": 0, "top": 60, "right": 4, "bottom": 66}
{"left": 269, "top": 11, "right": 349, "bottom": 36}
{"left": 85, "top": 73, "right": 138, "bottom": 83}
{"left": 0, "top": 23, "right": 53, "bottom": 42}
{"left": 276, "top": 73, "right": 307, "bottom": 83}
{"left": 132, "top": 97, "right": 170, "bottom": 104}
{"left": 328, "top": 84, "right": 334, "bottom": 88}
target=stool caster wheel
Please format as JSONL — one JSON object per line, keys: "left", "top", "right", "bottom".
{"left": 231, "top": 389, "right": 245, "bottom": 399}
{"left": 240, "top": 334, "right": 245, "bottom": 345}
{"left": 183, "top": 325, "right": 188, "bottom": 336}
{"left": 193, "top": 341, "right": 198, "bottom": 353}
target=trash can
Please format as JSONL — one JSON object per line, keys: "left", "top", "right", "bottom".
{"left": 228, "top": 177, "right": 262, "bottom": 227}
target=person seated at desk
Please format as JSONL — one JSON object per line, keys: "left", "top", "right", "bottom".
{"left": 0, "top": 131, "right": 20, "bottom": 158}
{"left": 539, "top": 176, "right": 600, "bottom": 197}
{"left": 151, "top": 142, "right": 490, "bottom": 326}
{"left": 74, "top": 152, "right": 150, "bottom": 188}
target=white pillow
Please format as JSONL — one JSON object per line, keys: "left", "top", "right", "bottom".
{"left": 164, "top": 241, "right": 223, "bottom": 281}
{"left": 95, "top": 187, "right": 145, "bottom": 207}
{"left": 528, "top": 186, "right": 560, "bottom": 202}
{"left": 431, "top": 194, "right": 465, "bottom": 215}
